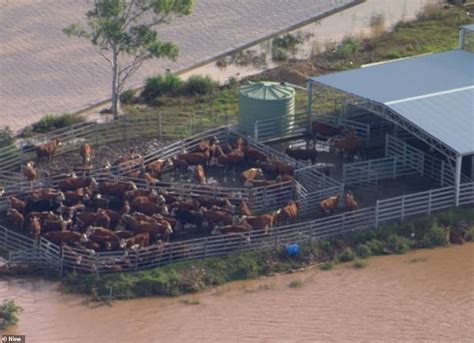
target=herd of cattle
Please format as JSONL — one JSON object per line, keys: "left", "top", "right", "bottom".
{"left": 2, "top": 122, "right": 361, "bottom": 257}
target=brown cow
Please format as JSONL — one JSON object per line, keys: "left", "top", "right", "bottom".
{"left": 242, "top": 213, "right": 276, "bottom": 234}
{"left": 80, "top": 143, "right": 92, "bottom": 166}
{"left": 122, "top": 232, "right": 150, "bottom": 250}
{"left": 122, "top": 214, "right": 173, "bottom": 241}
{"left": 58, "top": 175, "right": 97, "bottom": 192}
{"left": 8, "top": 208, "right": 24, "bottom": 230}
{"left": 311, "top": 120, "right": 342, "bottom": 137}
{"left": 27, "top": 216, "right": 42, "bottom": 239}
{"left": 76, "top": 211, "right": 111, "bottom": 229}
{"left": 194, "top": 165, "right": 206, "bottom": 185}
{"left": 63, "top": 188, "right": 90, "bottom": 205}
{"left": 202, "top": 207, "right": 233, "bottom": 228}
{"left": 239, "top": 199, "right": 252, "bottom": 216}
{"left": 177, "top": 151, "right": 210, "bottom": 166}
{"left": 331, "top": 131, "right": 361, "bottom": 157}
{"left": 36, "top": 138, "right": 60, "bottom": 162}
{"left": 113, "top": 148, "right": 141, "bottom": 165}
{"left": 29, "top": 188, "right": 65, "bottom": 202}
{"left": 171, "top": 157, "right": 189, "bottom": 174}
{"left": 216, "top": 222, "right": 251, "bottom": 234}
{"left": 196, "top": 196, "right": 232, "bottom": 209}
{"left": 217, "top": 150, "right": 245, "bottom": 169}
{"left": 98, "top": 181, "right": 137, "bottom": 198}
{"left": 0, "top": 186, "right": 4, "bottom": 197}
{"left": 132, "top": 201, "right": 168, "bottom": 216}
{"left": 57, "top": 203, "right": 86, "bottom": 220}
{"left": 146, "top": 159, "right": 173, "bottom": 178}
{"left": 243, "top": 146, "right": 268, "bottom": 163}
{"left": 23, "top": 161, "right": 37, "bottom": 181}
{"left": 43, "top": 214, "right": 69, "bottom": 232}
{"left": 124, "top": 188, "right": 158, "bottom": 200}
{"left": 320, "top": 194, "right": 340, "bottom": 216}
{"left": 9, "top": 196, "right": 26, "bottom": 214}
{"left": 275, "top": 201, "right": 299, "bottom": 224}
{"left": 285, "top": 147, "right": 318, "bottom": 164}
{"left": 241, "top": 168, "right": 263, "bottom": 186}
{"left": 43, "top": 230, "right": 84, "bottom": 245}
{"left": 344, "top": 191, "right": 359, "bottom": 212}
{"left": 232, "top": 137, "right": 246, "bottom": 150}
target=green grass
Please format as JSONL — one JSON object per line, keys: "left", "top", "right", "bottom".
{"left": 0, "top": 299, "right": 23, "bottom": 330}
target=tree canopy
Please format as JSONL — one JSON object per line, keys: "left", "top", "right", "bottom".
{"left": 64, "top": 0, "right": 194, "bottom": 118}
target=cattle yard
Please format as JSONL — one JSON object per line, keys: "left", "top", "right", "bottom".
{"left": 1, "top": 32, "right": 474, "bottom": 274}
{"left": 0, "top": 112, "right": 473, "bottom": 275}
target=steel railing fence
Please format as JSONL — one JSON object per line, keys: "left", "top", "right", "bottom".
{"left": 3, "top": 181, "right": 472, "bottom": 275}
{"left": 0, "top": 112, "right": 234, "bottom": 171}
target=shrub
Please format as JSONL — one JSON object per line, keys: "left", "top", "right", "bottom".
{"left": 338, "top": 247, "right": 355, "bottom": 262}
{"left": 319, "top": 262, "right": 333, "bottom": 271}
{"left": 272, "top": 33, "right": 302, "bottom": 60}
{"left": 288, "top": 280, "right": 303, "bottom": 288}
{"left": 0, "top": 299, "right": 23, "bottom": 329}
{"left": 334, "top": 37, "right": 361, "bottom": 59}
{"left": 31, "top": 113, "right": 86, "bottom": 133}
{"left": 365, "top": 239, "right": 385, "bottom": 255}
{"left": 416, "top": 221, "right": 447, "bottom": 248}
{"left": 120, "top": 89, "right": 137, "bottom": 105}
{"left": 356, "top": 244, "right": 372, "bottom": 259}
{"left": 183, "top": 75, "right": 218, "bottom": 96}
{"left": 386, "top": 50, "right": 402, "bottom": 59}
{"left": 0, "top": 126, "right": 15, "bottom": 148}
{"left": 353, "top": 259, "right": 368, "bottom": 269}
{"left": 385, "top": 235, "right": 411, "bottom": 254}
{"left": 141, "top": 73, "right": 183, "bottom": 102}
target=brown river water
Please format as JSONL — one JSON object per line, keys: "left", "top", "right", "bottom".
{"left": 2, "top": 244, "right": 473, "bottom": 343}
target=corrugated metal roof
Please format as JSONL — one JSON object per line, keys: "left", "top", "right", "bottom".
{"left": 462, "top": 24, "right": 474, "bottom": 32}
{"left": 309, "top": 50, "right": 474, "bottom": 155}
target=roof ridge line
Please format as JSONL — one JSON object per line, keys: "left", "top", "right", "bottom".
{"left": 385, "top": 85, "right": 474, "bottom": 105}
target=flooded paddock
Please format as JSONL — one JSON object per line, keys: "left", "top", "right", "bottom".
{"left": 2, "top": 244, "right": 473, "bottom": 342}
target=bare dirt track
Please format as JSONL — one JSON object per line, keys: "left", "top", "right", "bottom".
{"left": 0, "top": 0, "right": 355, "bottom": 131}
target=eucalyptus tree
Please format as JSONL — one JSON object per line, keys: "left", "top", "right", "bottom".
{"left": 64, "top": 0, "right": 194, "bottom": 118}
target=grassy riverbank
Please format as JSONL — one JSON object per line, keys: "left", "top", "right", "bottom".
{"left": 63, "top": 207, "right": 474, "bottom": 300}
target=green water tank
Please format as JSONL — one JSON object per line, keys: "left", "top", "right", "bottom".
{"left": 238, "top": 82, "right": 295, "bottom": 135}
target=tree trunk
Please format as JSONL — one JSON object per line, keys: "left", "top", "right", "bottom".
{"left": 111, "top": 49, "right": 120, "bottom": 120}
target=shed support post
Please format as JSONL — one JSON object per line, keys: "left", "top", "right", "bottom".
{"left": 455, "top": 154, "right": 462, "bottom": 207}
{"left": 471, "top": 155, "right": 474, "bottom": 181}
{"left": 460, "top": 28, "right": 465, "bottom": 50}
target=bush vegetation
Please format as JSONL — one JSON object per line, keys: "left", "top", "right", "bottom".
{"left": 288, "top": 280, "right": 303, "bottom": 288}
{"left": 120, "top": 89, "right": 137, "bottom": 105}
{"left": 0, "top": 299, "right": 23, "bottom": 330}
{"left": 62, "top": 206, "right": 474, "bottom": 300}
{"left": 31, "top": 113, "right": 86, "bottom": 133}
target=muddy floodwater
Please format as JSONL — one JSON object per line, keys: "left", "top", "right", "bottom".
{"left": 2, "top": 244, "right": 473, "bottom": 342}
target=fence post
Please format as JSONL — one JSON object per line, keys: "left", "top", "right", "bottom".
{"left": 274, "top": 227, "right": 278, "bottom": 249}
{"left": 254, "top": 121, "right": 259, "bottom": 141}
{"left": 374, "top": 200, "right": 379, "bottom": 228}
{"left": 123, "top": 116, "right": 129, "bottom": 143}
{"left": 204, "top": 237, "right": 208, "bottom": 257}
{"left": 168, "top": 244, "right": 173, "bottom": 263}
